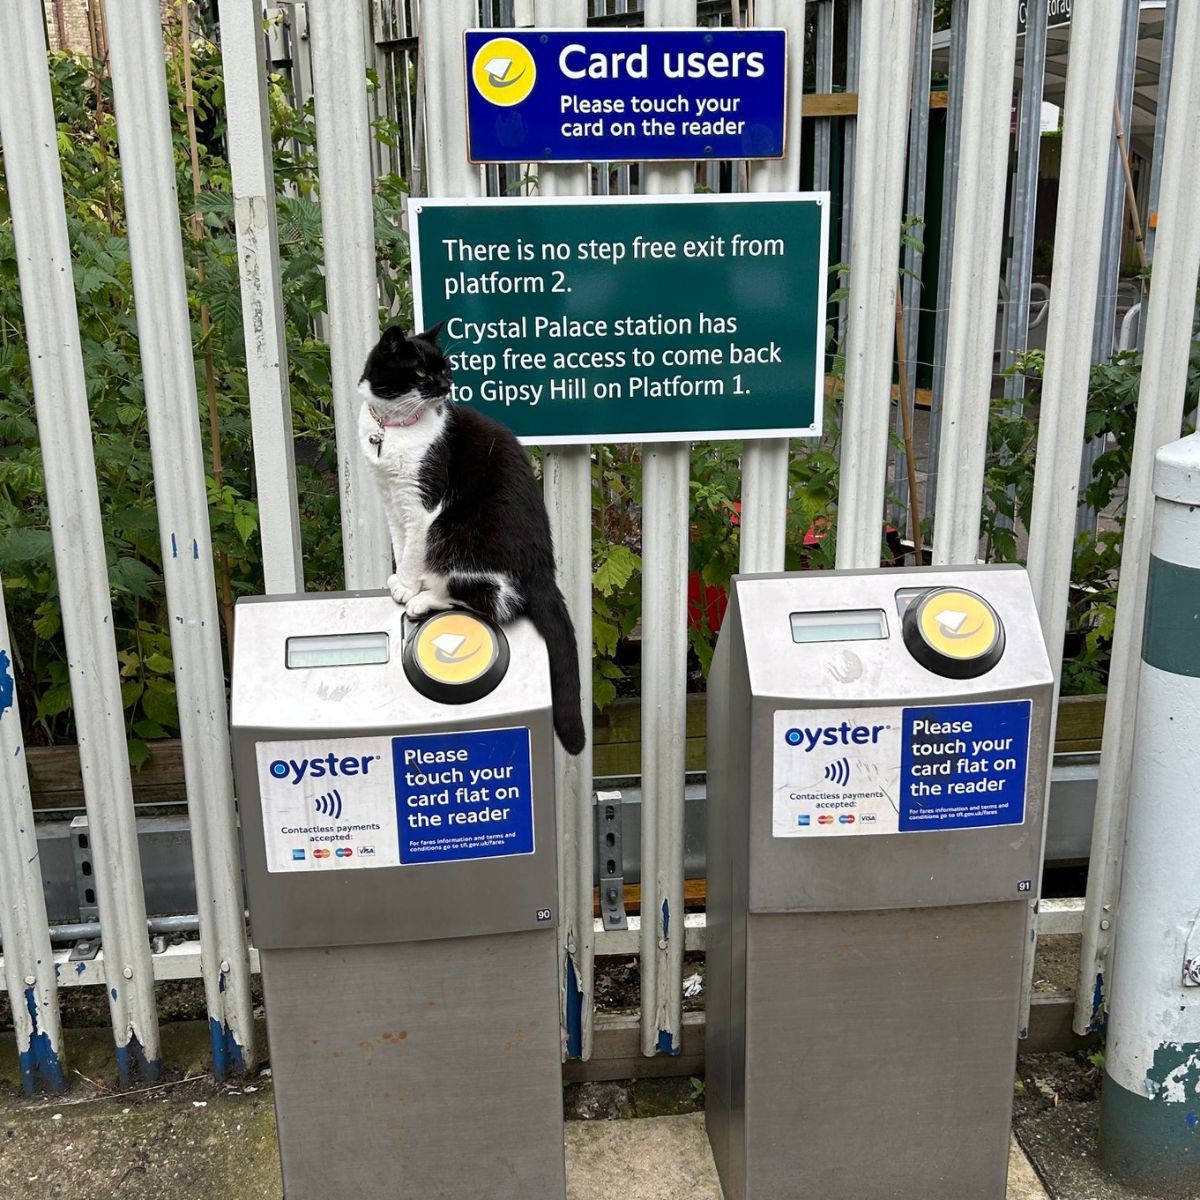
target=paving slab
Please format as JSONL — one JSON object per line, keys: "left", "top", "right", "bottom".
{"left": 0, "top": 1084, "right": 1048, "bottom": 1200}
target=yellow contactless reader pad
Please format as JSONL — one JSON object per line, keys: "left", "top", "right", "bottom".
{"left": 403, "top": 610, "right": 510, "bottom": 703}
{"left": 903, "top": 587, "right": 1004, "bottom": 679}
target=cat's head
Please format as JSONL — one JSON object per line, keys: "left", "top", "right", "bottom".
{"left": 358, "top": 322, "right": 452, "bottom": 416}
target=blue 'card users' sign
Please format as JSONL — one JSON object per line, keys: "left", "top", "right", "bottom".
{"left": 393, "top": 727, "right": 534, "bottom": 864}
{"left": 899, "top": 700, "right": 1031, "bottom": 832}
{"left": 464, "top": 29, "right": 786, "bottom": 163}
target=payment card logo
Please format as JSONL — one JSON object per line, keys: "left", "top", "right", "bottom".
{"left": 291, "top": 848, "right": 306, "bottom": 861}
{"left": 312, "top": 848, "right": 331, "bottom": 859}
{"left": 817, "top": 814, "right": 835, "bottom": 825}
{"left": 797, "top": 814, "right": 811, "bottom": 827}
{"left": 472, "top": 37, "right": 536, "bottom": 107}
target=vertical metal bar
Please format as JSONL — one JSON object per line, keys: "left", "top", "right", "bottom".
{"left": 1137, "top": 0, "right": 1178, "bottom": 350}
{"left": 930, "top": 0, "right": 1022, "bottom": 564}
{"left": 1075, "top": 0, "right": 1139, "bottom": 539}
{"left": 1000, "top": 0, "right": 1049, "bottom": 411}
{"left": 638, "top": 0, "right": 694, "bottom": 1058}
{"left": 308, "top": 0, "right": 392, "bottom": 588}
{"left": 834, "top": 0, "right": 919, "bottom": 570}
{"left": 1021, "top": 0, "right": 1125, "bottom": 1036}
{"left": 422, "top": 0, "right": 483, "bottom": 197}
{"left": 1, "top": 0, "right": 161, "bottom": 1083}
{"left": 532, "top": 0, "right": 596, "bottom": 1063}
{"left": 740, "top": 0, "right": 806, "bottom": 575}
{"left": 813, "top": 0, "right": 834, "bottom": 194}
{"left": 224, "top": 0, "right": 305, "bottom": 596}
{"left": 889, "top": 0, "right": 934, "bottom": 532}
{"left": 106, "top": 1, "right": 256, "bottom": 1078}
{"left": 1075, "top": 0, "right": 1199, "bottom": 1036}
{"left": 838, "top": 0, "right": 863, "bottom": 273}
{"left": 0, "top": 586, "right": 64, "bottom": 1093}
{"left": 924, "top": 0, "right": 968, "bottom": 520}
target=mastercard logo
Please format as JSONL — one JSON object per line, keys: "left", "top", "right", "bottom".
{"left": 313, "top": 848, "right": 331, "bottom": 859}
{"left": 817, "top": 814, "right": 835, "bottom": 825}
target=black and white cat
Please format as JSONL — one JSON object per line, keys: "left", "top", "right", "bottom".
{"left": 358, "top": 323, "right": 586, "bottom": 756}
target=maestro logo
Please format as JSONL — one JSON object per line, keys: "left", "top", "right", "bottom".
{"left": 472, "top": 37, "right": 537, "bottom": 107}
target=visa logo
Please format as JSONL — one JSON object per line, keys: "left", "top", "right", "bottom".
{"left": 783, "top": 721, "right": 887, "bottom": 751}
{"left": 268, "top": 752, "right": 379, "bottom": 785}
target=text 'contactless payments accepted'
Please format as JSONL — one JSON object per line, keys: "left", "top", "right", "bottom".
{"left": 465, "top": 29, "right": 786, "bottom": 163}
{"left": 256, "top": 728, "right": 534, "bottom": 872}
{"left": 771, "top": 700, "right": 1031, "bottom": 838}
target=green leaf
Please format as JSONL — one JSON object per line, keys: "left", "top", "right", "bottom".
{"left": 127, "top": 739, "right": 150, "bottom": 769}
{"left": 108, "top": 557, "right": 161, "bottom": 600}
{"left": 143, "top": 652, "right": 173, "bottom": 675}
{"left": 133, "top": 719, "right": 167, "bottom": 739}
{"left": 592, "top": 675, "right": 617, "bottom": 711}
{"left": 233, "top": 509, "right": 258, "bottom": 546}
{"left": 593, "top": 616, "right": 619, "bottom": 658}
{"left": 141, "top": 678, "right": 178, "bottom": 729}
{"left": 38, "top": 683, "right": 74, "bottom": 719}
{"left": 593, "top": 544, "right": 641, "bottom": 595}
{"left": 33, "top": 606, "right": 61, "bottom": 639}
{"left": 120, "top": 679, "right": 144, "bottom": 708}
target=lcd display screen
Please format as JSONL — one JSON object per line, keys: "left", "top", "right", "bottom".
{"left": 789, "top": 609, "right": 888, "bottom": 644}
{"left": 285, "top": 632, "right": 390, "bottom": 669}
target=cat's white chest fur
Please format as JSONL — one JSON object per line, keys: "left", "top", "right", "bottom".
{"left": 358, "top": 383, "right": 447, "bottom": 612}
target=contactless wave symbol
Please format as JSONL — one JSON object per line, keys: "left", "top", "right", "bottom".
{"left": 313, "top": 789, "right": 343, "bottom": 820}
{"left": 823, "top": 757, "right": 852, "bottom": 787}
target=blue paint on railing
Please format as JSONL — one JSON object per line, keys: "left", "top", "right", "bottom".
{"left": 170, "top": 532, "right": 178, "bottom": 558}
{"left": 18, "top": 988, "right": 66, "bottom": 1095}
{"left": 0, "top": 649, "right": 14, "bottom": 717}
{"left": 209, "top": 1018, "right": 247, "bottom": 1081}
{"left": 114, "top": 1034, "right": 160, "bottom": 1086}
{"left": 662, "top": 898, "right": 670, "bottom": 941}
{"left": 657, "top": 1029, "right": 679, "bottom": 1055}
{"left": 564, "top": 959, "right": 583, "bottom": 1059}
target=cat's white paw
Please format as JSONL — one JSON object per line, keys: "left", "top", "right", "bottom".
{"left": 404, "top": 589, "right": 451, "bottom": 618}
{"left": 388, "top": 573, "right": 422, "bottom": 606}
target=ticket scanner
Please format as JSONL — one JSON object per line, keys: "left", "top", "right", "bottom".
{"left": 230, "top": 592, "right": 565, "bottom": 1200}
{"left": 705, "top": 566, "right": 1053, "bottom": 1199}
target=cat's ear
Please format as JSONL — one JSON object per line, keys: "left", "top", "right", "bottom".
{"left": 379, "top": 324, "right": 416, "bottom": 360}
{"left": 417, "top": 320, "right": 446, "bottom": 346}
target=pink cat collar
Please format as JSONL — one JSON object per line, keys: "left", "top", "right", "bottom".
{"left": 369, "top": 403, "right": 424, "bottom": 429}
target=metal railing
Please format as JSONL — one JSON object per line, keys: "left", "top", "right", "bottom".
{"left": 1, "top": 0, "right": 1197, "bottom": 1093}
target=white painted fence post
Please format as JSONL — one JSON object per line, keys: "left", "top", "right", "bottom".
{"left": 1076, "top": 0, "right": 1200, "bottom": 1033}
{"left": 1021, "top": 0, "right": 1125, "bottom": 1034}
{"left": 0, "top": 586, "right": 64, "bottom": 1093}
{"left": 638, "top": 0, "right": 696, "bottom": 1059}
{"left": 105, "top": 1, "right": 255, "bottom": 1076}
{"left": 835, "top": 0, "right": 918, "bottom": 570}
{"left": 223, "top": 0, "right": 305, "bottom": 595}
{"left": 308, "top": 0, "right": 391, "bottom": 588}
{"left": 930, "top": 0, "right": 1021, "bottom": 564}
{"left": 0, "top": 0, "right": 160, "bottom": 1082}
{"left": 532, "top": 0, "right": 597, "bottom": 1063}
{"left": 739, "top": 0, "right": 806, "bottom": 576}
{"left": 1099, "top": 432, "right": 1200, "bottom": 1192}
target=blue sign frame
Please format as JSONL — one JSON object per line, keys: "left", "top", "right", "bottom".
{"left": 464, "top": 28, "right": 787, "bottom": 164}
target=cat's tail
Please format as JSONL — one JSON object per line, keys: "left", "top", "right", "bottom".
{"left": 524, "top": 581, "right": 587, "bottom": 756}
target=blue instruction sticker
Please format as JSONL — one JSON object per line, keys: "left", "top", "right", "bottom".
{"left": 899, "top": 700, "right": 1031, "bottom": 832}
{"left": 393, "top": 727, "right": 534, "bottom": 864}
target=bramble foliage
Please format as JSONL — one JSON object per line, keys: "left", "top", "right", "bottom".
{"left": 0, "top": 39, "right": 410, "bottom": 756}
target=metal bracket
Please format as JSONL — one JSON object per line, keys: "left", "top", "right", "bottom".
{"left": 70, "top": 815, "right": 99, "bottom": 923}
{"left": 68, "top": 939, "right": 100, "bottom": 962}
{"left": 1182, "top": 909, "right": 1200, "bottom": 987}
{"left": 595, "top": 790, "right": 628, "bottom": 932}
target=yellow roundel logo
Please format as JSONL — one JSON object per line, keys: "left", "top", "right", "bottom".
{"left": 413, "top": 611, "right": 499, "bottom": 686}
{"left": 917, "top": 590, "right": 1001, "bottom": 661}
{"left": 471, "top": 37, "right": 537, "bottom": 107}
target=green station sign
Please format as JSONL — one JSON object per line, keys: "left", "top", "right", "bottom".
{"left": 410, "top": 193, "right": 828, "bottom": 444}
